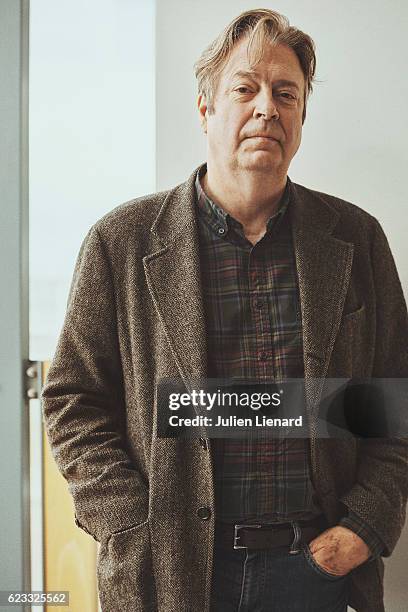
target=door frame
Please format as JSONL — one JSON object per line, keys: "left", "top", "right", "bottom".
{"left": 0, "top": 0, "right": 31, "bottom": 605}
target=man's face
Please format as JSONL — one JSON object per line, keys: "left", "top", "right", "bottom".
{"left": 198, "top": 37, "right": 306, "bottom": 177}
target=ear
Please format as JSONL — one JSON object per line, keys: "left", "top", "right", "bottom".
{"left": 197, "top": 94, "right": 208, "bottom": 133}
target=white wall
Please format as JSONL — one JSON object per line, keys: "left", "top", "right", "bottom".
{"left": 156, "top": 2, "right": 408, "bottom": 610}
{"left": 29, "top": 0, "right": 156, "bottom": 359}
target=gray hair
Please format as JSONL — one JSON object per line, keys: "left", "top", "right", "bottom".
{"left": 194, "top": 8, "right": 316, "bottom": 124}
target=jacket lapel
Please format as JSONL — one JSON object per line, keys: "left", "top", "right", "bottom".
{"left": 289, "top": 181, "right": 354, "bottom": 413}
{"left": 143, "top": 167, "right": 208, "bottom": 388}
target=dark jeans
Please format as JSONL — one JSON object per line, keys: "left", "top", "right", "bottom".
{"left": 210, "top": 527, "right": 350, "bottom": 612}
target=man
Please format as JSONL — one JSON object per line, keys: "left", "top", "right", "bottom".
{"left": 42, "top": 8, "right": 408, "bottom": 612}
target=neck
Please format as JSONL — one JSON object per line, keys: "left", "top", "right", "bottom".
{"left": 202, "top": 160, "right": 287, "bottom": 238}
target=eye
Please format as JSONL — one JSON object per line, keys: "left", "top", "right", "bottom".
{"left": 235, "top": 86, "right": 253, "bottom": 94}
{"left": 277, "top": 92, "right": 296, "bottom": 100}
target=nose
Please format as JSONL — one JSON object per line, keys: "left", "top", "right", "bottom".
{"left": 253, "top": 89, "right": 279, "bottom": 121}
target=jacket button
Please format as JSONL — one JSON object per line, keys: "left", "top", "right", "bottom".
{"left": 197, "top": 506, "right": 212, "bottom": 520}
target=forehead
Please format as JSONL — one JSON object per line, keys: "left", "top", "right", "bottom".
{"left": 221, "top": 37, "right": 305, "bottom": 89}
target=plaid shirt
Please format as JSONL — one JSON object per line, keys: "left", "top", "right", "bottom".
{"left": 195, "top": 164, "right": 383, "bottom": 557}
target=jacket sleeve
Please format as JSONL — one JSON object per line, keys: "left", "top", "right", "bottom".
{"left": 340, "top": 218, "right": 408, "bottom": 556}
{"left": 41, "top": 224, "right": 149, "bottom": 543}
{"left": 339, "top": 509, "right": 384, "bottom": 558}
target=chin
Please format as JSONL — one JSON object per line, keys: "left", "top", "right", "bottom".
{"left": 240, "top": 158, "right": 280, "bottom": 173}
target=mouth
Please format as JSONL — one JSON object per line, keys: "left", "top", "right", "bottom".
{"left": 245, "top": 136, "right": 279, "bottom": 148}
{"left": 248, "top": 136, "right": 277, "bottom": 141}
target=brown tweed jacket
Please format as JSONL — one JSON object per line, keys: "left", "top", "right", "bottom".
{"left": 42, "top": 163, "right": 408, "bottom": 612}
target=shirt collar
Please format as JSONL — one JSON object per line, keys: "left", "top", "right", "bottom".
{"left": 194, "top": 163, "right": 291, "bottom": 240}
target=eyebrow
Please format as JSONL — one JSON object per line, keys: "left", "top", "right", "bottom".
{"left": 230, "top": 70, "right": 301, "bottom": 91}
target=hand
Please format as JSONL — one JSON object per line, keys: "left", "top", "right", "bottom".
{"left": 308, "top": 526, "right": 371, "bottom": 576}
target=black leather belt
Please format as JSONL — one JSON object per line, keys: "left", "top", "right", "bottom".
{"left": 215, "top": 515, "right": 328, "bottom": 550}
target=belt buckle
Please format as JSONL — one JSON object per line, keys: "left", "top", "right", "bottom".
{"left": 233, "top": 523, "right": 262, "bottom": 550}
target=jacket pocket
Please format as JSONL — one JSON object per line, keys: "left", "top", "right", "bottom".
{"left": 330, "top": 304, "right": 367, "bottom": 377}
{"left": 342, "top": 303, "right": 366, "bottom": 322}
{"left": 97, "top": 519, "right": 157, "bottom": 612}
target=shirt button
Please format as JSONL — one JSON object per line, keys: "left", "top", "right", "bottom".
{"left": 258, "top": 352, "right": 269, "bottom": 362}
{"left": 197, "top": 506, "right": 212, "bottom": 520}
{"left": 217, "top": 227, "right": 225, "bottom": 235}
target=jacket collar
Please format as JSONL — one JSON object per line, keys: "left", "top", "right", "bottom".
{"left": 150, "top": 162, "right": 341, "bottom": 247}
{"left": 150, "top": 165, "right": 201, "bottom": 248}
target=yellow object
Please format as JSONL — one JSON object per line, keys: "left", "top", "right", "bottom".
{"left": 42, "top": 362, "right": 99, "bottom": 612}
